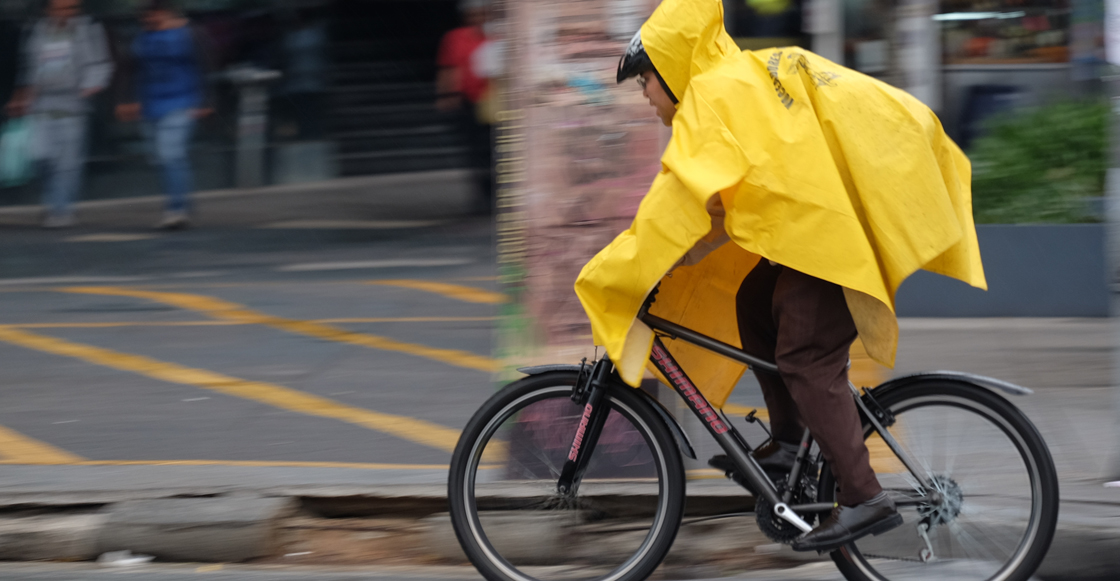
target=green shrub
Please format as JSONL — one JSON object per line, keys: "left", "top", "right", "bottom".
{"left": 967, "top": 100, "right": 1108, "bottom": 224}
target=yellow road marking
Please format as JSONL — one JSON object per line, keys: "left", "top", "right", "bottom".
{"left": 0, "top": 325, "right": 464, "bottom": 453}
{"left": 196, "top": 564, "right": 224, "bottom": 572}
{"left": 686, "top": 468, "right": 728, "bottom": 480}
{"left": 12, "top": 321, "right": 239, "bottom": 329}
{"left": 370, "top": 279, "right": 508, "bottom": 304}
{"left": 60, "top": 287, "right": 499, "bottom": 373}
{"left": 7, "top": 316, "right": 496, "bottom": 329}
{"left": 0, "top": 423, "right": 85, "bottom": 464}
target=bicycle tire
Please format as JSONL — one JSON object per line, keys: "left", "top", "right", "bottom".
{"left": 448, "top": 370, "right": 686, "bottom": 581}
{"left": 819, "top": 379, "right": 1059, "bottom": 581}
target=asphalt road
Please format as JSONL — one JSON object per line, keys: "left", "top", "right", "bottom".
{"left": 0, "top": 214, "right": 1113, "bottom": 482}
{"left": 0, "top": 211, "right": 779, "bottom": 471}
{"left": 0, "top": 218, "right": 503, "bottom": 468}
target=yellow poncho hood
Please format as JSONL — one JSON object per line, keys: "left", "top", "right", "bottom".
{"left": 574, "top": 0, "right": 986, "bottom": 405}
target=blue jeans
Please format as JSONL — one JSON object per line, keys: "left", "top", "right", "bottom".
{"left": 36, "top": 115, "right": 88, "bottom": 217}
{"left": 144, "top": 109, "right": 196, "bottom": 212}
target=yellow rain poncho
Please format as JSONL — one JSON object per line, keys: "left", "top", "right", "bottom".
{"left": 574, "top": 0, "right": 985, "bottom": 406}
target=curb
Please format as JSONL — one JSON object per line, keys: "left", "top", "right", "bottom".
{"left": 97, "top": 497, "right": 297, "bottom": 562}
{"left": 0, "top": 488, "right": 1114, "bottom": 579}
{"left": 0, "top": 511, "right": 107, "bottom": 561}
{"left": 0, "top": 497, "right": 296, "bottom": 563}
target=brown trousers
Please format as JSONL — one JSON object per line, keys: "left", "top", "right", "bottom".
{"left": 735, "top": 261, "right": 881, "bottom": 506}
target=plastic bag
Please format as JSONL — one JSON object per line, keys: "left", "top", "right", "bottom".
{"left": 0, "top": 117, "right": 34, "bottom": 188}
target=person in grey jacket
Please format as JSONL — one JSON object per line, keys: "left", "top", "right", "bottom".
{"left": 4, "top": 0, "right": 113, "bottom": 228}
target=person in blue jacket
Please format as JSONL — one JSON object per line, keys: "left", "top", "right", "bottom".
{"left": 117, "top": 0, "right": 213, "bottom": 230}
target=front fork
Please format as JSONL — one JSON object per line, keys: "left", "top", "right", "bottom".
{"left": 557, "top": 358, "right": 613, "bottom": 496}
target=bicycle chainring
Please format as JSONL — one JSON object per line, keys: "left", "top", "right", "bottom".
{"left": 754, "top": 478, "right": 819, "bottom": 544}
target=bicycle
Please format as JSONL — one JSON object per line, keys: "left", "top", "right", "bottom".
{"left": 448, "top": 288, "right": 1059, "bottom": 581}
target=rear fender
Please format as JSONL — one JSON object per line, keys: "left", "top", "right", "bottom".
{"left": 870, "top": 370, "right": 1032, "bottom": 397}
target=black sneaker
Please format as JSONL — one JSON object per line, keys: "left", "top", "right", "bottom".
{"left": 708, "top": 440, "right": 799, "bottom": 492}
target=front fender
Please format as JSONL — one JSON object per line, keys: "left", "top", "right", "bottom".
{"left": 873, "top": 371, "right": 1032, "bottom": 396}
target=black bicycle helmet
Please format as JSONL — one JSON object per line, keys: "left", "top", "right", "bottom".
{"left": 616, "top": 30, "right": 678, "bottom": 103}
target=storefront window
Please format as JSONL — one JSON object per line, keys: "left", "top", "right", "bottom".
{"left": 724, "top": 0, "right": 805, "bottom": 49}
{"left": 939, "top": 0, "right": 1071, "bottom": 64}
{"left": 844, "top": 0, "right": 892, "bottom": 75}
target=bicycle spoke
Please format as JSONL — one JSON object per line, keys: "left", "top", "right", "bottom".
{"left": 949, "top": 518, "right": 1005, "bottom": 566}
{"left": 839, "top": 385, "right": 1055, "bottom": 581}
{"left": 958, "top": 517, "right": 1018, "bottom": 560}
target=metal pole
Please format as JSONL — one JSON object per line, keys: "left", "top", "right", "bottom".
{"left": 1105, "top": 0, "right": 1120, "bottom": 482}
{"left": 1106, "top": 71, "right": 1120, "bottom": 482}
{"left": 805, "top": 0, "right": 843, "bottom": 63}
{"left": 226, "top": 67, "right": 280, "bottom": 189}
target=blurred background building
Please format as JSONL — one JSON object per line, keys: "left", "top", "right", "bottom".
{"left": 0, "top": 0, "right": 1106, "bottom": 204}
{"left": 0, "top": 0, "right": 473, "bottom": 203}
{"left": 736, "top": 0, "right": 1105, "bottom": 146}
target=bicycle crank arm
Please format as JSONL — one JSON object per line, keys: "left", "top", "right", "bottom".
{"left": 773, "top": 502, "right": 814, "bottom": 533}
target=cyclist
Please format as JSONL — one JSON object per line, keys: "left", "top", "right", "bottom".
{"left": 576, "top": 0, "right": 986, "bottom": 552}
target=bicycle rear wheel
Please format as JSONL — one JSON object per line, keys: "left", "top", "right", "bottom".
{"left": 449, "top": 371, "right": 686, "bottom": 581}
{"left": 820, "top": 380, "right": 1059, "bottom": 581}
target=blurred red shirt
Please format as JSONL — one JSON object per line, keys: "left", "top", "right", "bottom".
{"left": 437, "top": 25, "right": 487, "bottom": 103}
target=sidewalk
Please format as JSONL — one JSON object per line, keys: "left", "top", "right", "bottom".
{"left": 0, "top": 170, "right": 477, "bottom": 229}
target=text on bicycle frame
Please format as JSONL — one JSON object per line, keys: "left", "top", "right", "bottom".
{"left": 568, "top": 403, "right": 594, "bottom": 461}
{"left": 651, "top": 344, "right": 729, "bottom": 434}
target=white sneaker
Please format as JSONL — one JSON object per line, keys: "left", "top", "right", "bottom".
{"left": 1105, "top": 481, "right": 1120, "bottom": 488}
{"left": 156, "top": 210, "right": 189, "bottom": 230}
{"left": 42, "top": 212, "right": 77, "bottom": 229}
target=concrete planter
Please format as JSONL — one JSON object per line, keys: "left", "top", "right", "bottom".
{"left": 895, "top": 224, "right": 1107, "bottom": 317}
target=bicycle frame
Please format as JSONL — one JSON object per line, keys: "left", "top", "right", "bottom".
{"left": 638, "top": 311, "right": 939, "bottom": 515}
{"left": 557, "top": 301, "right": 939, "bottom": 533}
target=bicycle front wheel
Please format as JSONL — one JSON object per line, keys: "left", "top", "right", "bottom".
{"left": 821, "top": 379, "right": 1059, "bottom": 581}
{"left": 448, "top": 371, "right": 685, "bottom": 581}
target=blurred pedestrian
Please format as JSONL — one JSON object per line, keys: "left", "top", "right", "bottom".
{"left": 436, "top": 0, "right": 492, "bottom": 215}
{"left": 4, "top": 0, "right": 113, "bottom": 228}
{"left": 116, "top": 0, "right": 213, "bottom": 230}
{"left": 279, "top": 7, "right": 327, "bottom": 141}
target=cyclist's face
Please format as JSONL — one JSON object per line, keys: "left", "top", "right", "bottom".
{"left": 640, "top": 71, "right": 675, "bottom": 127}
